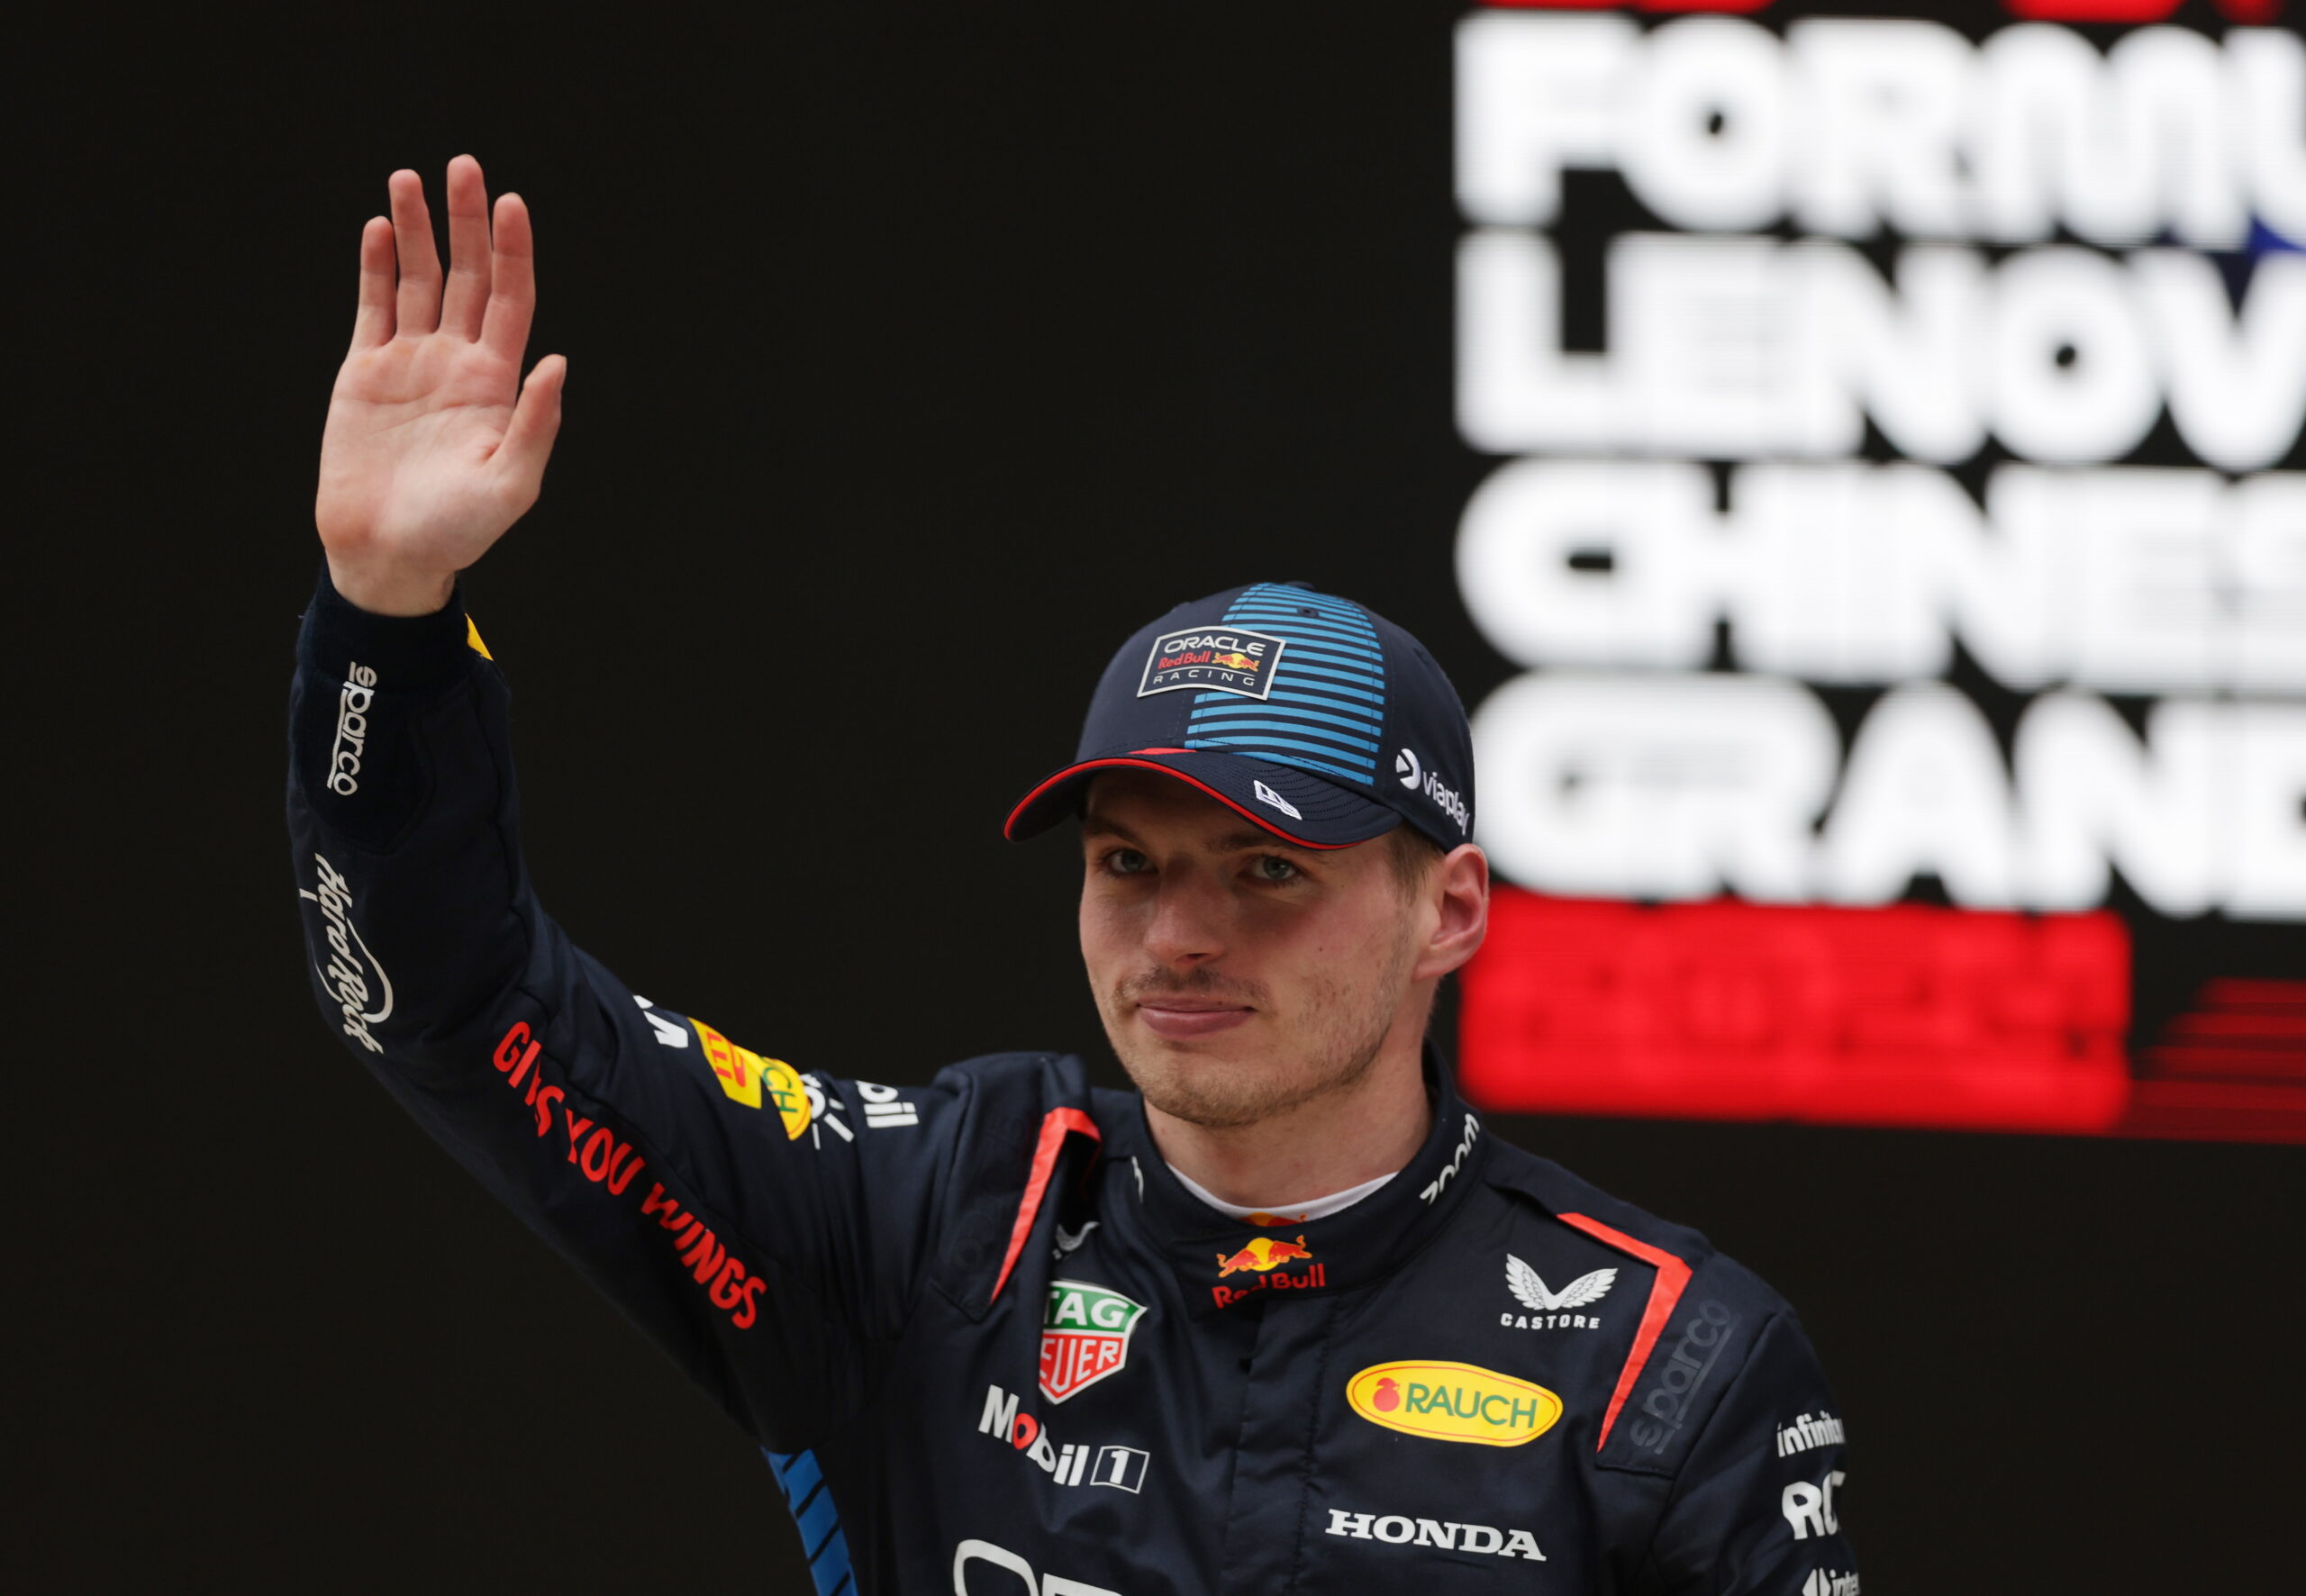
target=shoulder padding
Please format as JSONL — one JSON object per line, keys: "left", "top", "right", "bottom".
{"left": 923, "top": 1051, "right": 1104, "bottom": 1321}
{"left": 1482, "top": 1142, "right": 1799, "bottom": 1478}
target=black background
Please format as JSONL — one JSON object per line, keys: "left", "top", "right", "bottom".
{"left": 23, "top": 3, "right": 2302, "bottom": 1589}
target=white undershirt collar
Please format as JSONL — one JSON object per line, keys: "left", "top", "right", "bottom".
{"left": 1167, "top": 1163, "right": 1398, "bottom": 1225}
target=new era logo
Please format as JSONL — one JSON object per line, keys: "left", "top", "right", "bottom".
{"left": 1253, "top": 780, "right": 1303, "bottom": 820}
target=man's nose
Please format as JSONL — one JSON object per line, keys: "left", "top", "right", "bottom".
{"left": 1142, "top": 871, "right": 1230, "bottom": 968}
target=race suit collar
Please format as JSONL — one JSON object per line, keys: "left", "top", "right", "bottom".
{"left": 1118, "top": 1042, "right": 1491, "bottom": 1319}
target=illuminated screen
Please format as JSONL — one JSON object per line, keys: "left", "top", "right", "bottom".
{"left": 1449, "top": 0, "right": 2306, "bottom": 1140}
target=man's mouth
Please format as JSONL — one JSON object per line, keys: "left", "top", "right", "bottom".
{"left": 1135, "top": 998, "right": 1256, "bottom": 1040}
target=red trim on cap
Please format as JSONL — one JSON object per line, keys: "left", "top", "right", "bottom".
{"left": 989, "top": 1107, "right": 1102, "bottom": 1305}
{"left": 1555, "top": 1212, "right": 1693, "bottom": 1452}
{"left": 1003, "top": 757, "right": 1354, "bottom": 849}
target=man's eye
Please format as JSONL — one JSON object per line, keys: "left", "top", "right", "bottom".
{"left": 1252, "top": 855, "right": 1300, "bottom": 884}
{"left": 1104, "top": 848, "right": 1150, "bottom": 875}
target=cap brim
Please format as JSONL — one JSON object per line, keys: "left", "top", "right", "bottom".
{"left": 1003, "top": 749, "right": 1401, "bottom": 849}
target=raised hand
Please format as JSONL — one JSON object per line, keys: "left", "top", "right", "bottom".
{"left": 315, "top": 156, "right": 566, "bottom": 615}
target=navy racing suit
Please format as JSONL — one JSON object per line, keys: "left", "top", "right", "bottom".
{"left": 287, "top": 574, "right": 1859, "bottom": 1595}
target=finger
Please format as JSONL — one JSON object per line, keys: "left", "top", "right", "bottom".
{"left": 439, "top": 155, "right": 493, "bottom": 341}
{"left": 494, "top": 354, "right": 567, "bottom": 503}
{"left": 387, "top": 168, "right": 443, "bottom": 336}
{"left": 350, "top": 216, "right": 395, "bottom": 350}
{"left": 479, "top": 192, "right": 535, "bottom": 363}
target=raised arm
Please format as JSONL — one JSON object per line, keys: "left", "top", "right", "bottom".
{"left": 315, "top": 157, "right": 564, "bottom": 616}
{"left": 286, "top": 162, "right": 967, "bottom": 1453}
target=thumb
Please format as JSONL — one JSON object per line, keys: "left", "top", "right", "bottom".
{"left": 495, "top": 354, "right": 567, "bottom": 501}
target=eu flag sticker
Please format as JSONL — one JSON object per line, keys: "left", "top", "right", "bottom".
{"left": 1137, "top": 626, "right": 1288, "bottom": 700}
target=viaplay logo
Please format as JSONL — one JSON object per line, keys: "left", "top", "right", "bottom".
{"left": 1396, "top": 748, "right": 1470, "bottom": 835}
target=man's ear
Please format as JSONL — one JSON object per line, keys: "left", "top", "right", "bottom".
{"left": 1414, "top": 844, "right": 1489, "bottom": 982}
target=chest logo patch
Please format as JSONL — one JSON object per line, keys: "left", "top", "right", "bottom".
{"left": 1137, "top": 625, "right": 1288, "bottom": 700}
{"left": 1040, "top": 1280, "right": 1148, "bottom": 1403}
{"left": 1347, "top": 1361, "right": 1563, "bottom": 1447}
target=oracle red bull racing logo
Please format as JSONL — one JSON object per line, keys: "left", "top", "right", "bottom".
{"left": 1211, "top": 1234, "right": 1325, "bottom": 1309}
{"left": 1039, "top": 1280, "right": 1148, "bottom": 1402}
{"left": 1138, "top": 625, "right": 1287, "bottom": 701}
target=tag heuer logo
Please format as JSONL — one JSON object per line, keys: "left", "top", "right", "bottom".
{"left": 1040, "top": 1280, "right": 1148, "bottom": 1403}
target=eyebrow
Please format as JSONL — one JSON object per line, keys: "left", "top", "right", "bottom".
{"left": 1081, "top": 811, "right": 1314, "bottom": 857}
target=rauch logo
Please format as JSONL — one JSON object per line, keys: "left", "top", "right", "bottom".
{"left": 1346, "top": 1361, "right": 1563, "bottom": 1447}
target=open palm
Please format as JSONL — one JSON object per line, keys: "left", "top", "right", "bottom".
{"left": 316, "top": 157, "right": 565, "bottom": 615}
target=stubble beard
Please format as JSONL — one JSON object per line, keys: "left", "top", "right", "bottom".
{"left": 1103, "top": 931, "right": 1421, "bottom": 1132}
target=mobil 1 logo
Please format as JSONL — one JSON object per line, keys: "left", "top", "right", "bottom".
{"left": 1138, "top": 626, "right": 1287, "bottom": 701}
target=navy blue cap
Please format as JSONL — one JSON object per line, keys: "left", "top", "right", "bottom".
{"left": 1005, "top": 581, "right": 1475, "bottom": 850}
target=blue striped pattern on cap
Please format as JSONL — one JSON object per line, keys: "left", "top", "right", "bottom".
{"left": 1184, "top": 584, "right": 1386, "bottom": 787}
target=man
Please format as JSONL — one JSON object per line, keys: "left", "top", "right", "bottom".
{"left": 294, "top": 158, "right": 1857, "bottom": 1595}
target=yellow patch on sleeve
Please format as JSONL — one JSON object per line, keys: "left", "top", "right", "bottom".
{"left": 465, "top": 615, "right": 493, "bottom": 658}
{"left": 689, "top": 1019, "right": 812, "bottom": 1139}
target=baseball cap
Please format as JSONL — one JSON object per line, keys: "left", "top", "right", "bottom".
{"left": 1004, "top": 581, "right": 1475, "bottom": 851}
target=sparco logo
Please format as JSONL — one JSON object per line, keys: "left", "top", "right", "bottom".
{"left": 1776, "top": 1410, "right": 1847, "bottom": 1459}
{"left": 1396, "top": 748, "right": 1468, "bottom": 833}
{"left": 1627, "top": 1299, "right": 1739, "bottom": 1453}
{"left": 299, "top": 852, "right": 392, "bottom": 1053}
{"left": 326, "top": 662, "right": 378, "bottom": 795}
{"left": 1324, "top": 1510, "right": 1546, "bottom": 1562}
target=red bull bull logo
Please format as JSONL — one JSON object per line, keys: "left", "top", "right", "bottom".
{"left": 1215, "top": 1234, "right": 1314, "bottom": 1275}
{"left": 1211, "top": 1234, "right": 1326, "bottom": 1308}
{"left": 1209, "top": 651, "right": 1260, "bottom": 671}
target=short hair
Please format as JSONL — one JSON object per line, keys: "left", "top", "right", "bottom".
{"left": 1383, "top": 824, "right": 1447, "bottom": 898}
